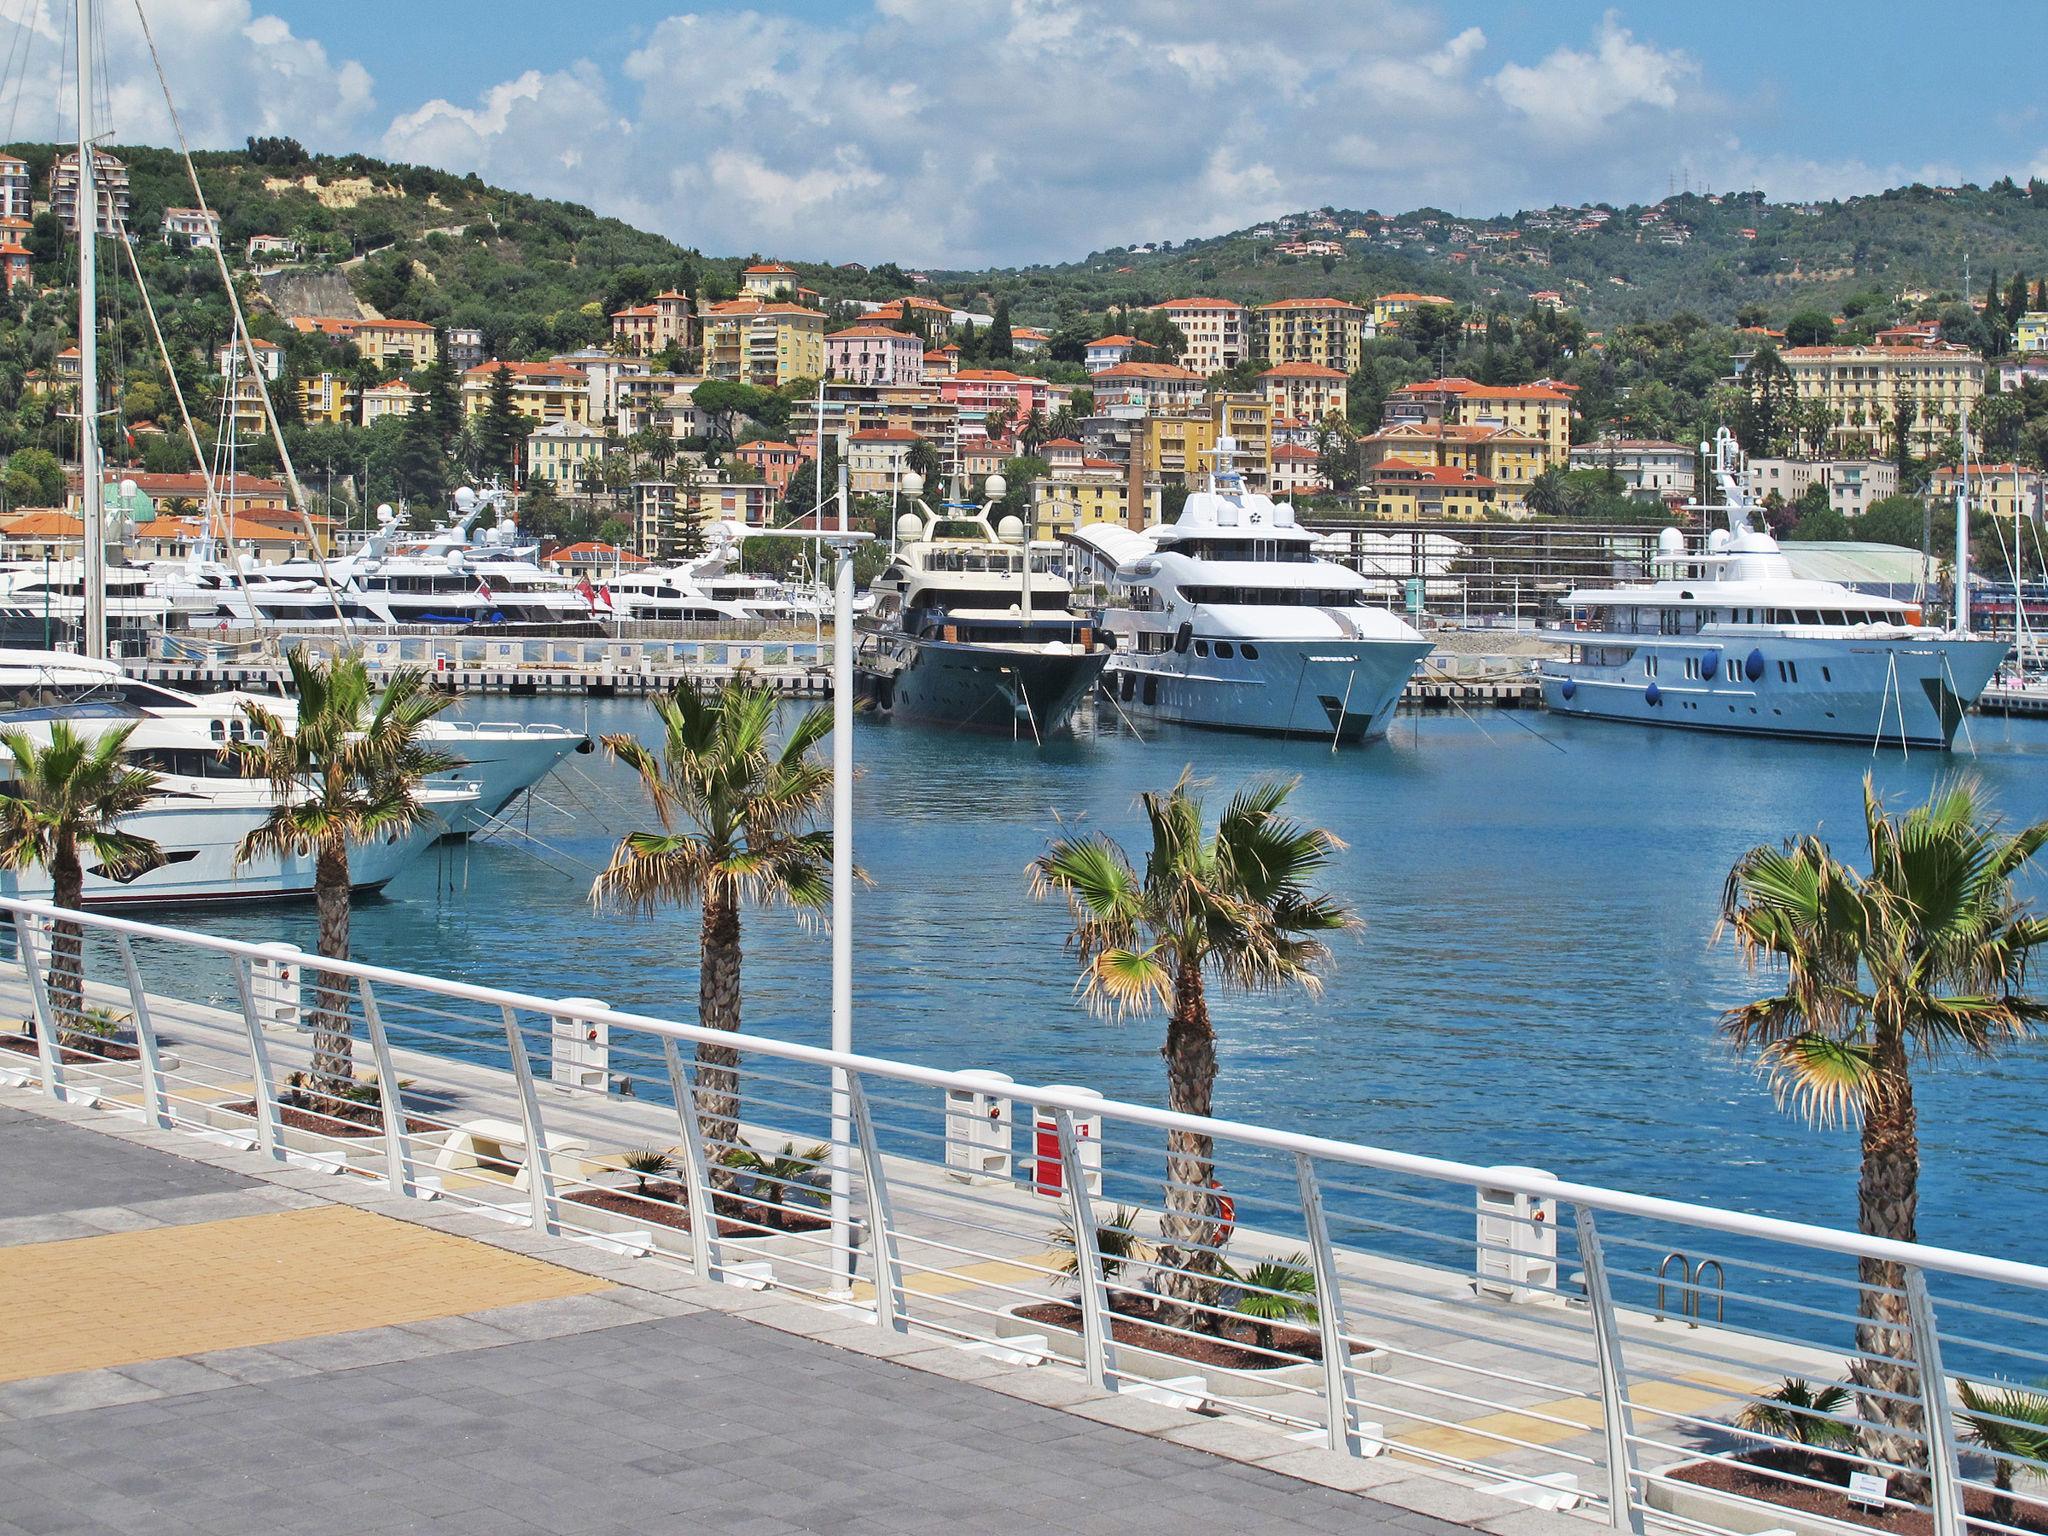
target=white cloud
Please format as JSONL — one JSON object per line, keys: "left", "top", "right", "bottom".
{"left": 0, "top": 0, "right": 375, "bottom": 149}
{"left": 1490, "top": 11, "right": 1695, "bottom": 141}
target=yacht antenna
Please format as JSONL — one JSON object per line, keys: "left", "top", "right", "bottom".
{"left": 75, "top": 0, "right": 105, "bottom": 658}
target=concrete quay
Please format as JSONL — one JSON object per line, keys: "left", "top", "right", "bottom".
{"left": 0, "top": 1087, "right": 1524, "bottom": 1536}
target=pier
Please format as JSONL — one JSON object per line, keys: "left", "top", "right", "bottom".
{"left": 1, "top": 896, "right": 2035, "bottom": 1536}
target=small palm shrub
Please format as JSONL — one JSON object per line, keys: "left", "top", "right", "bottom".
{"left": 1958, "top": 1380, "right": 2048, "bottom": 1531}
{"left": 1049, "top": 1204, "right": 1156, "bottom": 1292}
{"left": 1224, "top": 1252, "right": 1319, "bottom": 1354}
{"left": 1735, "top": 1378, "right": 1857, "bottom": 1476}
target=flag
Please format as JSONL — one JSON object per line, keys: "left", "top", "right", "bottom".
{"left": 575, "top": 575, "right": 598, "bottom": 608}
{"left": 596, "top": 583, "right": 613, "bottom": 611}
{"left": 475, "top": 577, "right": 493, "bottom": 603}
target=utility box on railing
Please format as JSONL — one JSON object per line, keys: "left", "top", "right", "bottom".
{"left": 1032, "top": 1086, "right": 1103, "bottom": 1199}
{"left": 1476, "top": 1165, "right": 1558, "bottom": 1303}
{"left": 550, "top": 998, "right": 609, "bottom": 1092}
{"left": 944, "top": 1070, "right": 1014, "bottom": 1184}
{"left": 251, "top": 943, "right": 303, "bottom": 1032}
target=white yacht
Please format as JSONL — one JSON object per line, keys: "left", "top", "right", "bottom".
{"left": 1538, "top": 429, "right": 2007, "bottom": 748}
{"left": 1065, "top": 442, "right": 1431, "bottom": 742}
{"left": 0, "top": 558, "right": 212, "bottom": 650}
{"left": 0, "top": 649, "right": 586, "bottom": 837}
{"left": 857, "top": 474, "right": 1111, "bottom": 737}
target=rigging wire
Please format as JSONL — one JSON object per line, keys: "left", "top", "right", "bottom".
{"left": 126, "top": 0, "right": 350, "bottom": 629}
{"left": 0, "top": 0, "right": 40, "bottom": 147}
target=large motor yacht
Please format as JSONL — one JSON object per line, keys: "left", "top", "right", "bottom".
{"left": 857, "top": 473, "right": 1112, "bottom": 738}
{"left": 1538, "top": 429, "right": 2007, "bottom": 748}
{"left": 1065, "top": 441, "right": 1431, "bottom": 742}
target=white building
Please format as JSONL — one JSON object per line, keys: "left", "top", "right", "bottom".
{"left": 49, "top": 149, "right": 129, "bottom": 237}
{"left": 1745, "top": 457, "right": 1899, "bottom": 520}
{"left": 0, "top": 155, "right": 29, "bottom": 221}
{"left": 214, "top": 337, "right": 284, "bottom": 381}
{"left": 1148, "top": 297, "right": 1248, "bottom": 375}
{"left": 1085, "top": 335, "right": 1152, "bottom": 374}
{"left": 1566, "top": 438, "right": 1695, "bottom": 500}
{"left": 160, "top": 207, "right": 221, "bottom": 251}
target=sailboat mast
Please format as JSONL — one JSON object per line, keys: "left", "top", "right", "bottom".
{"left": 75, "top": 0, "right": 105, "bottom": 658}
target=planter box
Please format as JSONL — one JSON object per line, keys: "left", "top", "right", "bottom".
{"left": 1645, "top": 1465, "right": 1875, "bottom": 1536}
{"left": 989, "top": 1301, "right": 1389, "bottom": 1401}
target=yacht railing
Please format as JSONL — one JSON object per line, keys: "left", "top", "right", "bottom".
{"left": 2, "top": 894, "right": 2041, "bottom": 1536}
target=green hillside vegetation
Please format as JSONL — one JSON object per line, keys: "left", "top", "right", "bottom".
{"left": 3, "top": 139, "right": 2048, "bottom": 544}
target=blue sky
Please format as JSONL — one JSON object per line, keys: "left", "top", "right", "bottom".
{"left": 31, "top": 1, "right": 2047, "bottom": 266}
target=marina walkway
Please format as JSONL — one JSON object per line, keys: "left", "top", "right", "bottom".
{"left": 0, "top": 1092, "right": 1528, "bottom": 1536}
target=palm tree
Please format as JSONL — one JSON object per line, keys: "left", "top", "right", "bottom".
{"left": 589, "top": 679, "right": 835, "bottom": 1158}
{"left": 1721, "top": 776, "right": 2048, "bottom": 1490}
{"left": 1958, "top": 1381, "right": 2048, "bottom": 1530}
{"left": 1030, "top": 773, "right": 1354, "bottom": 1317}
{"left": 1227, "top": 1253, "right": 1319, "bottom": 1356}
{"left": 1734, "top": 1378, "right": 1857, "bottom": 1477}
{"left": 0, "top": 722, "right": 160, "bottom": 1035}
{"left": 229, "top": 649, "right": 459, "bottom": 1099}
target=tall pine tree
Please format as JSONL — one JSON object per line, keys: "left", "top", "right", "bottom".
{"left": 477, "top": 363, "right": 528, "bottom": 485}
{"left": 2006, "top": 272, "right": 2030, "bottom": 326}
{"left": 989, "top": 300, "right": 1013, "bottom": 360}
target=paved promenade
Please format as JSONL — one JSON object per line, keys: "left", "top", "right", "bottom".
{"left": 0, "top": 1093, "right": 1558, "bottom": 1536}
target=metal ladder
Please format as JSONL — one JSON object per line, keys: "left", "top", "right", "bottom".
{"left": 1655, "top": 1251, "right": 1726, "bottom": 1327}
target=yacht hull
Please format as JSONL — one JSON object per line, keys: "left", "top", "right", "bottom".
{"left": 425, "top": 724, "right": 589, "bottom": 835}
{"left": 0, "top": 803, "right": 450, "bottom": 907}
{"left": 1105, "top": 638, "right": 1432, "bottom": 742}
{"left": 1540, "top": 636, "right": 2008, "bottom": 748}
{"left": 858, "top": 638, "right": 1109, "bottom": 737}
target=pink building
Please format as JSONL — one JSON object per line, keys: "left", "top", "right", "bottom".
{"left": 1257, "top": 362, "right": 1348, "bottom": 424}
{"left": 826, "top": 324, "right": 923, "bottom": 386}
{"left": 733, "top": 438, "right": 804, "bottom": 491}
{"left": 938, "top": 369, "right": 1064, "bottom": 435}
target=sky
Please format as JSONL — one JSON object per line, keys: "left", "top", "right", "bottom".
{"left": 7, "top": 0, "right": 2044, "bottom": 269}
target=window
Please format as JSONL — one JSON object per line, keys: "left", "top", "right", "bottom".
{"left": 1215, "top": 642, "right": 1235, "bottom": 659}
{"left": 1194, "top": 640, "right": 1209, "bottom": 657}
{"left": 1241, "top": 643, "right": 1259, "bottom": 660}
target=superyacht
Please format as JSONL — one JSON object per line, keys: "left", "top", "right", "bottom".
{"left": 856, "top": 473, "right": 1111, "bottom": 737}
{"left": 1538, "top": 429, "right": 2007, "bottom": 747}
{"left": 1065, "top": 440, "right": 1431, "bottom": 742}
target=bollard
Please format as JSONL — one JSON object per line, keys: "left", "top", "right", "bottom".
{"left": 549, "top": 998, "right": 609, "bottom": 1092}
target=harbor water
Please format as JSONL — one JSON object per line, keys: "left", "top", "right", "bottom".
{"left": 191, "top": 697, "right": 2048, "bottom": 1273}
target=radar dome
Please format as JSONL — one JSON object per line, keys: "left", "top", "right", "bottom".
{"left": 895, "top": 512, "right": 922, "bottom": 542}
{"left": 1657, "top": 526, "right": 1685, "bottom": 557}
{"left": 985, "top": 473, "right": 1007, "bottom": 499}
{"left": 902, "top": 471, "right": 924, "bottom": 496}
{"left": 118, "top": 478, "right": 136, "bottom": 500}
{"left": 376, "top": 504, "right": 396, "bottom": 524}
{"left": 1707, "top": 528, "right": 1731, "bottom": 554}
{"left": 454, "top": 486, "right": 477, "bottom": 512}
{"left": 996, "top": 515, "right": 1025, "bottom": 544}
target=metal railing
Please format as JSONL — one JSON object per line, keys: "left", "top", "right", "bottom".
{"left": 1, "top": 894, "right": 2043, "bottom": 1536}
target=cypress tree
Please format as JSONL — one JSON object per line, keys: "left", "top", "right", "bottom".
{"left": 479, "top": 363, "right": 527, "bottom": 484}
{"left": 2007, "top": 272, "right": 2030, "bottom": 325}
{"left": 989, "top": 300, "right": 1013, "bottom": 360}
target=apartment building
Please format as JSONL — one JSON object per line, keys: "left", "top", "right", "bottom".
{"left": 1030, "top": 475, "right": 1158, "bottom": 541}
{"left": 1928, "top": 461, "right": 2043, "bottom": 522}
{"left": 524, "top": 420, "right": 607, "bottom": 489}
{"left": 1090, "top": 361, "right": 1206, "bottom": 414}
{"left": 701, "top": 300, "right": 825, "bottom": 388}
{"left": 1361, "top": 423, "right": 1549, "bottom": 509}
{"left": 826, "top": 324, "right": 922, "bottom": 386}
{"left": 1256, "top": 298, "right": 1367, "bottom": 371}
{"left": 1360, "top": 461, "right": 1497, "bottom": 520}
{"left": 1257, "top": 362, "right": 1347, "bottom": 424}
{"left": 1269, "top": 444, "right": 1330, "bottom": 498}
{"left": 1566, "top": 438, "right": 1696, "bottom": 500}
{"left": 1371, "top": 292, "right": 1453, "bottom": 329}
{"left": 1780, "top": 343, "right": 1984, "bottom": 458}
{"left": 1149, "top": 297, "right": 1248, "bottom": 374}
{"left": 290, "top": 316, "right": 441, "bottom": 372}
{"left": 0, "top": 155, "right": 29, "bottom": 221}
{"left": 294, "top": 372, "right": 357, "bottom": 426}
{"left": 160, "top": 207, "right": 220, "bottom": 251}
{"left": 937, "top": 370, "right": 1064, "bottom": 437}
{"left": 361, "top": 380, "right": 422, "bottom": 425}
{"left": 1744, "top": 457, "right": 1899, "bottom": 520}
{"left": 609, "top": 290, "right": 696, "bottom": 356}
{"left": 49, "top": 149, "right": 129, "bottom": 236}
{"left": 1085, "top": 335, "right": 1152, "bottom": 373}
{"left": 847, "top": 427, "right": 921, "bottom": 493}
{"left": 1383, "top": 378, "right": 1573, "bottom": 465}
{"left": 732, "top": 439, "right": 804, "bottom": 491}
{"left": 741, "top": 262, "right": 799, "bottom": 299}
{"left": 459, "top": 360, "right": 592, "bottom": 427}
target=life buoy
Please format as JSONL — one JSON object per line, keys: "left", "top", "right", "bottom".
{"left": 1205, "top": 1179, "right": 1235, "bottom": 1250}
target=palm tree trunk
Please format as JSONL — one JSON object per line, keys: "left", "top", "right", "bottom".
{"left": 48, "top": 836, "right": 83, "bottom": 1040}
{"left": 1991, "top": 1462, "right": 2014, "bottom": 1532}
{"left": 1156, "top": 956, "right": 1222, "bottom": 1323}
{"left": 309, "top": 838, "right": 354, "bottom": 1100}
{"left": 695, "top": 891, "right": 742, "bottom": 1173}
{"left": 1850, "top": 1027, "right": 1927, "bottom": 1500}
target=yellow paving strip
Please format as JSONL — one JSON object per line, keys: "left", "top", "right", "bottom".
{"left": 1391, "top": 1373, "right": 1760, "bottom": 1462}
{"left": 851, "top": 1251, "right": 1066, "bottom": 1304}
{"left": 0, "top": 1205, "right": 607, "bottom": 1382}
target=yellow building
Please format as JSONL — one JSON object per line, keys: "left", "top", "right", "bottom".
{"left": 1928, "top": 462, "right": 2044, "bottom": 523}
{"left": 1141, "top": 412, "right": 1217, "bottom": 487}
{"left": 1779, "top": 344, "right": 1984, "bottom": 457}
{"left": 2015, "top": 312, "right": 2048, "bottom": 353}
{"left": 1213, "top": 394, "right": 1272, "bottom": 491}
{"left": 1031, "top": 475, "right": 1159, "bottom": 541}
{"left": 1359, "top": 460, "right": 1497, "bottom": 520}
{"left": 1382, "top": 378, "right": 1573, "bottom": 466}
{"left": 460, "top": 361, "right": 592, "bottom": 427}
{"left": 294, "top": 372, "right": 357, "bottom": 425}
{"left": 1371, "top": 292, "right": 1454, "bottom": 329}
{"left": 289, "top": 316, "right": 439, "bottom": 372}
{"left": 1361, "top": 423, "right": 1548, "bottom": 509}
{"left": 1256, "top": 298, "right": 1367, "bottom": 371}
{"left": 524, "top": 420, "right": 608, "bottom": 489}
{"left": 701, "top": 300, "right": 826, "bottom": 388}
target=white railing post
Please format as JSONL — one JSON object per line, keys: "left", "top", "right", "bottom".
{"left": 499, "top": 1005, "right": 557, "bottom": 1235}
{"left": 113, "top": 933, "right": 170, "bottom": 1130}
{"left": 357, "top": 978, "right": 414, "bottom": 1199}
{"left": 1903, "top": 1266, "right": 1968, "bottom": 1536}
{"left": 661, "top": 1035, "right": 721, "bottom": 1283}
{"left": 14, "top": 912, "right": 65, "bottom": 1102}
{"left": 1574, "top": 1205, "right": 1646, "bottom": 1535}
{"left": 230, "top": 957, "right": 283, "bottom": 1160}
{"left": 1296, "top": 1151, "right": 1361, "bottom": 1455}
{"left": 846, "top": 1072, "right": 907, "bottom": 1333}
{"left": 1052, "top": 1105, "right": 1115, "bottom": 1390}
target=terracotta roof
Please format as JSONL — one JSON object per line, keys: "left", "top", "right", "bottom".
{"left": 128, "top": 472, "right": 290, "bottom": 496}
{"left": 948, "top": 369, "right": 1030, "bottom": 382}
{"left": 851, "top": 427, "right": 921, "bottom": 442}
{"left": 1094, "top": 362, "right": 1203, "bottom": 382}
{"left": 543, "top": 542, "right": 646, "bottom": 564}
{"left": 1151, "top": 296, "right": 1242, "bottom": 311}
{"left": 611, "top": 304, "right": 659, "bottom": 318}
{"left": 828, "top": 324, "right": 916, "bottom": 340}
{"left": 1271, "top": 444, "right": 1321, "bottom": 461}
{"left": 743, "top": 263, "right": 797, "bottom": 274}
{"left": 1259, "top": 363, "right": 1347, "bottom": 379}
{"left": 1041, "top": 438, "right": 1084, "bottom": 449}
{"left": 1087, "top": 334, "right": 1147, "bottom": 348}
{"left": 735, "top": 439, "right": 800, "bottom": 453}
{"left": 2, "top": 511, "right": 82, "bottom": 537}
{"left": 464, "top": 360, "right": 585, "bottom": 382}
{"left": 1375, "top": 292, "right": 1454, "bottom": 305}
{"left": 1372, "top": 462, "right": 1495, "bottom": 487}
{"left": 1256, "top": 297, "right": 1367, "bottom": 312}
{"left": 1781, "top": 344, "right": 1976, "bottom": 358}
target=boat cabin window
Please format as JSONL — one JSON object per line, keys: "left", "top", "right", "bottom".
{"left": 1241, "top": 643, "right": 1259, "bottom": 660}
{"left": 1215, "top": 641, "right": 1235, "bottom": 659}
{"left": 1177, "top": 585, "right": 1368, "bottom": 608}
{"left": 1194, "top": 640, "right": 1209, "bottom": 657}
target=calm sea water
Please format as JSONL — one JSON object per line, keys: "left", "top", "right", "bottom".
{"left": 186, "top": 697, "right": 2048, "bottom": 1273}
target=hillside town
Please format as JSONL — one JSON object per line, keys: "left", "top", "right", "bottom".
{"left": 0, "top": 148, "right": 2044, "bottom": 572}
